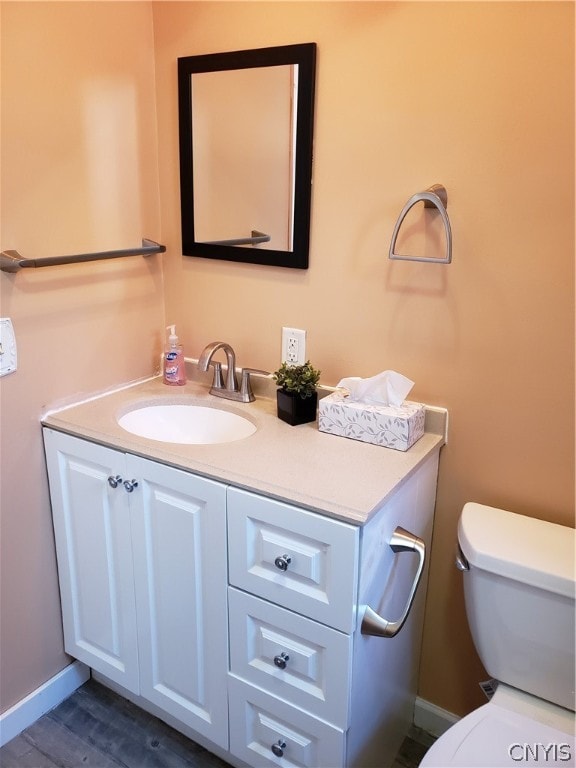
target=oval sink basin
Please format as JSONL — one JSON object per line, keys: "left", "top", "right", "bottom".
{"left": 118, "top": 404, "right": 256, "bottom": 445}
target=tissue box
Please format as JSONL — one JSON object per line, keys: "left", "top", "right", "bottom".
{"left": 318, "top": 391, "right": 425, "bottom": 451}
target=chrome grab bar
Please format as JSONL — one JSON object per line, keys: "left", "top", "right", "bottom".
{"left": 361, "top": 526, "right": 426, "bottom": 638}
{"left": 389, "top": 184, "right": 452, "bottom": 264}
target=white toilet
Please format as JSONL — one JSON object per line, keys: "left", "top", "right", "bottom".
{"left": 421, "top": 502, "right": 575, "bottom": 768}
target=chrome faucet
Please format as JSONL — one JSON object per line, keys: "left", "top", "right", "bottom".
{"left": 198, "top": 341, "right": 268, "bottom": 403}
{"left": 198, "top": 341, "right": 238, "bottom": 393}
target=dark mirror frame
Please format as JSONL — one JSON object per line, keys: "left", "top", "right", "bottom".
{"left": 178, "top": 43, "right": 316, "bottom": 269}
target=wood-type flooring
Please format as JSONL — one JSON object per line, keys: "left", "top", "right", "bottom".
{"left": 0, "top": 679, "right": 436, "bottom": 768}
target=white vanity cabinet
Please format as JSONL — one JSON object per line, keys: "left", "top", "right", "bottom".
{"left": 43, "top": 417, "right": 441, "bottom": 768}
{"left": 43, "top": 428, "right": 229, "bottom": 750}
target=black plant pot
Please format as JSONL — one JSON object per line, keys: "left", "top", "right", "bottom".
{"left": 276, "top": 389, "right": 318, "bottom": 426}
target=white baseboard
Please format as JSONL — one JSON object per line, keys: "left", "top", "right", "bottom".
{"left": 0, "top": 661, "right": 90, "bottom": 747}
{"left": 414, "top": 696, "right": 459, "bottom": 738}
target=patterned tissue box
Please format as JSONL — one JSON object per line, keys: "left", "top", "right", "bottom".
{"left": 317, "top": 391, "right": 425, "bottom": 451}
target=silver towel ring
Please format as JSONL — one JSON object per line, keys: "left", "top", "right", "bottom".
{"left": 389, "top": 184, "right": 452, "bottom": 264}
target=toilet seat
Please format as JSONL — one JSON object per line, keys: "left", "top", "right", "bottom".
{"left": 421, "top": 688, "right": 575, "bottom": 768}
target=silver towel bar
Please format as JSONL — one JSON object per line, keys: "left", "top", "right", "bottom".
{"left": 0, "top": 238, "right": 166, "bottom": 273}
{"left": 389, "top": 184, "right": 452, "bottom": 264}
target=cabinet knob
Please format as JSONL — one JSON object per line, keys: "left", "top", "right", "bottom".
{"left": 107, "top": 475, "right": 123, "bottom": 489}
{"left": 273, "top": 652, "right": 290, "bottom": 670}
{"left": 274, "top": 554, "right": 291, "bottom": 571}
{"left": 123, "top": 479, "right": 139, "bottom": 493}
{"left": 271, "top": 739, "right": 287, "bottom": 758}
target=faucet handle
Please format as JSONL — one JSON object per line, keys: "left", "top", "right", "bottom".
{"left": 208, "top": 361, "right": 225, "bottom": 390}
{"left": 240, "top": 368, "right": 270, "bottom": 402}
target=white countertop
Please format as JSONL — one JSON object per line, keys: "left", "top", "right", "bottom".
{"left": 42, "top": 374, "right": 446, "bottom": 526}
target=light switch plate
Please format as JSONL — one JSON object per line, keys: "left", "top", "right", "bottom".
{"left": 0, "top": 318, "right": 17, "bottom": 376}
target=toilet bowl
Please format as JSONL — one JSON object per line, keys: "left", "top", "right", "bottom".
{"left": 420, "top": 503, "right": 575, "bottom": 768}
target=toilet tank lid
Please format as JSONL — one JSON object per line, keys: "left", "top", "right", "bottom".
{"left": 458, "top": 503, "right": 575, "bottom": 598}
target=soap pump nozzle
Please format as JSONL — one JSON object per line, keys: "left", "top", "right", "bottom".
{"left": 167, "top": 325, "right": 178, "bottom": 348}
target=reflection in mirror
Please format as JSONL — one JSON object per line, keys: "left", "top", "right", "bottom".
{"left": 192, "top": 66, "right": 294, "bottom": 250}
{"left": 178, "top": 44, "right": 316, "bottom": 269}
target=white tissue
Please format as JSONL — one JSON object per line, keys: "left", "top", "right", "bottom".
{"left": 336, "top": 370, "right": 414, "bottom": 407}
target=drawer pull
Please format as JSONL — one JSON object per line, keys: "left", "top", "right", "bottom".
{"left": 271, "top": 739, "right": 287, "bottom": 758}
{"left": 361, "top": 526, "right": 425, "bottom": 638}
{"left": 274, "top": 554, "right": 292, "bottom": 571}
{"left": 273, "top": 652, "right": 290, "bottom": 669}
{"left": 123, "top": 479, "right": 139, "bottom": 493}
{"left": 107, "top": 474, "right": 123, "bottom": 489}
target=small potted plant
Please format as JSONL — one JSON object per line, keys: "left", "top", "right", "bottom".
{"left": 273, "top": 360, "right": 321, "bottom": 426}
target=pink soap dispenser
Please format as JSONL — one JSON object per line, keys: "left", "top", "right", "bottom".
{"left": 163, "top": 325, "right": 186, "bottom": 386}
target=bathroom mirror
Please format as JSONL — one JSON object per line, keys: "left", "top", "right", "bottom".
{"left": 178, "top": 43, "right": 316, "bottom": 269}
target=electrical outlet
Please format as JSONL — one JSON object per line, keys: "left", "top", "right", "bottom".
{"left": 281, "top": 327, "right": 306, "bottom": 365}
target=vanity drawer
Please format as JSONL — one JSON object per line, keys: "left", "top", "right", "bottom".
{"left": 228, "top": 675, "right": 345, "bottom": 768}
{"left": 227, "top": 488, "right": 359, "bottom": 633}
{"left": 228, "top": 587, "right": 351, "bottom": 727}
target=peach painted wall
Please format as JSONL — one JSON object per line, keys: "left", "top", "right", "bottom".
{"left": 0, "top": 2, "right": 163, "bottom": 711}
{"left": 152, "top": 1, "right": 574, "bottom": 718}
{"left": 0, "top": 0, "right": 573, "bottom": 724}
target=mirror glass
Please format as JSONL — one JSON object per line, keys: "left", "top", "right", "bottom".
{"left": 178, "top": 44, "right": 316, "bottom": 269}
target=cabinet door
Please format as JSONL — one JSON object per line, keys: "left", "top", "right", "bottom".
{"left": 43, "top": 429, "right": 139, "bottom": 693}
{"left": 127, "top": 455, "right": 229, "bottom": 749}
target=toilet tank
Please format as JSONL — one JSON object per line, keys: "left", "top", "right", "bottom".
{"left": 458, "top": 503, "right": 575, "bottom": 712}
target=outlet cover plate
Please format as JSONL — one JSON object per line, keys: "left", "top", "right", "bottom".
{"left": 281, "top": 327, "right": 306, "bottom": 365}
{"left": 0, "top": 318, "right": 17, "bottom": 376}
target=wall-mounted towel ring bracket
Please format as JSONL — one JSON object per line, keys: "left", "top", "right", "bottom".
{"left": 389, "top": 184, "right": 452, "bottom": 264}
